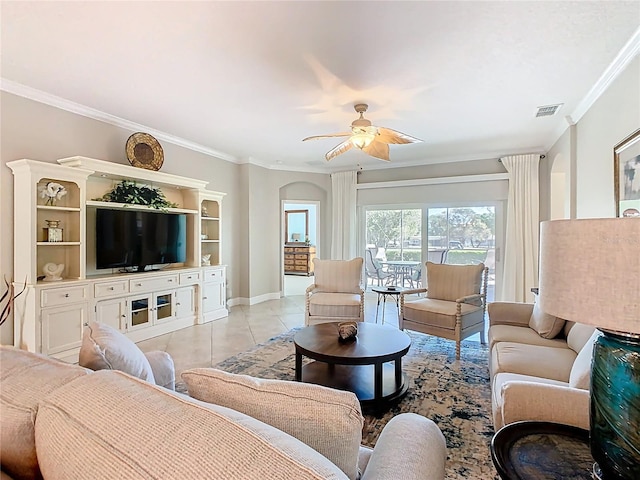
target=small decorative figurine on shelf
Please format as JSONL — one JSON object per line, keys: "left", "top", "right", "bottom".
{"left": 201, "top": 206, "right": 209, "bottom": 217}
{"left": 201, "top": 254, "right": 211, "bottom": 266}
{"left": 39, "top": 182, "right": 67, "bottom": 206}
{"left": 42, "top": 263, "right": 64, "bottom": 282}
{"left": 305, "top": 236, "right": 311, "bottom": 246}
{"left": 43, "top": 220, "right": 63, "bottom": 242}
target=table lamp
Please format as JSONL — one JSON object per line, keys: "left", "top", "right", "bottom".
{"left": 538, "top": 218, "right": 639, "bottom": 479}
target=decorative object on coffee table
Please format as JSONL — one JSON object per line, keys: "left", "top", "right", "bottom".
{"left": 491, "top": 421, "right": 592, "bottom": 480}
{"left": 42, "top": 263, "right": 64, "bottom": 282}
{"left": 337, "top": 321, "right": 358, "bottom": 341}
{"left": 126, "top": 132, "right": 164, "bottom": 171}
{"left": 538, "top": 219, "right": 640, "bottom": 480}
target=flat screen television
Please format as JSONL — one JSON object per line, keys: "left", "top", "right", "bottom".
{"left": 96, "top": 208, "right": 186, "bottom": 272}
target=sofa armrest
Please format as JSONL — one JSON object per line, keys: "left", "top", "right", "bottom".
{"left": 361, "top": 413, "right": 446, "bottom": 480}
{"left": 144, "top": 351, "right": 175, "bottom": 390}
{"left": 488, "top": 302, "right": 534, "bottom": 327}
{"left": 499, "top": 381, "right": 590, "bottom": 430}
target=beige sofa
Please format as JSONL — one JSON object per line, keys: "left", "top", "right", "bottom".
{"left": 488, "top": 301, "right": 599, "bottom": 431}
{"left": 0, "top": 345, "right": 446, "bottom": 480}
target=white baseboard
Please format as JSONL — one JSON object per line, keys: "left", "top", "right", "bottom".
{"left": 227, "top": 292, "right": 281, "bottom": 307}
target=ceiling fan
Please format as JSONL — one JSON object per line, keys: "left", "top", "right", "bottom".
{"left": 303, "top": 104, "right": 422, "bottom": 162}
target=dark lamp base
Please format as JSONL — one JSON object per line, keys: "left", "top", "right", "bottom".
{"left": 590, "top": 330, "right": 640, "bottom": 480}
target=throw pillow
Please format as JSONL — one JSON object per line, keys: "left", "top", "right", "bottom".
{"left": 313, "top": 258, "right": 363, "bottom": 294}
{"left": 0, "top": 346, "right": 89, "bottom": 480}
{"left": 529, "top": 302, "right": 565, "bottom": 339}
{"left": 79, "top": 322, "right": 155, "bottom": 383}
{"left": 182, "top": 368, "right": 364, "bottom": 480}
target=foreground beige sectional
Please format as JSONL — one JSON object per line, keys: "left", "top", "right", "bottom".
{"left": 0, "top": 346, "right": 446, "bottom": 480}
{"left": 488, "top": 301, "right": 598, "bottom": 431}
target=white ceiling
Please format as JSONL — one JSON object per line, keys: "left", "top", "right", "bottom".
{"left": 2, "top": 1, "right": 639, "bottom": 173}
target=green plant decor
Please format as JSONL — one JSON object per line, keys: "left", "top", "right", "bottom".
{"left": 94, "top": 181, "right": 178, "bottom": 209}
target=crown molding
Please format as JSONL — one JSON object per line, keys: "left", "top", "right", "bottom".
{"left": 570, "top": 26, "right": 640, "bottom": 124}
{"left": 547, "top": 27, "right": 640, "bottom": 151}
{"left": 0, "top": 78, "right": 239, "bottom": 164}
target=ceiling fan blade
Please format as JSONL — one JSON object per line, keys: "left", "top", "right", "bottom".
{"left": 302, "top": 132, "right": 352, "bottom": 142}
{"left": 375, "top": 127, "right": 422, "bottom": 145}
{"left": 362, "top": 141, "right": 390, "bottom": 161}
{"left": 325, "top": 139, "right": 353, "bottom": 161}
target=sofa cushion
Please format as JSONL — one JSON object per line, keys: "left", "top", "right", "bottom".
{"left": 79, "top": 321, "right": 155, "bottom": 383}
{"left": 313, "top": 258, "right": 363, "bottom": 294}
{"left": 488, "top": 324, "right": 567, "bottom": 350}
{"left": 0, "top": 346, "right": 89, "bottom": 480}
{"left": 491, "top": 342, "right": 577, "bottom": 382}
{"left": 566, "top": 323, "right": 597, "bottom": 354}
{"left": 35, "top": 370, "right": 348, "bottom": 480}
{"left": 569, "top": 330, "right": 602, "bottom": 390}
{"left": 528, "top": 302, "right": 565, "bottom": 339}
{"left": 426, "top": 262, "right": 484, "bottom": 302}
{"left": 182, "top": 368, "right": 363, "bottom": 480}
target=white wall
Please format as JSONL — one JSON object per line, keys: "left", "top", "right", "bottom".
{"left": 548, "top": 56, "right": 640, "bottom": 218}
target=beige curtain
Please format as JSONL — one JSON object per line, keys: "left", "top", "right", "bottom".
{"left": 500, "top": 154, "right": 540, "bottom": 302}
{"left": 330, "top": 171, "right": 357, "bottom": 260}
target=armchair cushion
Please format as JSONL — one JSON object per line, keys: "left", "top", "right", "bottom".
{"left": 313, "top": 258, "right": 363, "bottom": 294}
{"left": 403, "top": 298, "right": 482, "bottom": 329}
{"left": 79, "top": 322, "right": 156, "bottom": 384}
{"left": 528, "top": 302, "right": 565, "bottom": 339}
{"left": 425, "top": 262, "right": 484, "bottom": 303}
{"left": 182, "top": 368, "right": 364, "bottom": 480}
{"left": 308, "top": 292, "right": 363, "bottom": 318}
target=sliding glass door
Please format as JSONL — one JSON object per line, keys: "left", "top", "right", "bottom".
{"left": 364, "top": 205, "right": 499, "bottom": 302}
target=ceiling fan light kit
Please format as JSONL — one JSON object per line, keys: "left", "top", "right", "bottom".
{"left": 303, "top": 103, "right": 422, "bottom": 162}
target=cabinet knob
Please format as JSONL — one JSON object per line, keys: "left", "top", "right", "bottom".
{"left": 176, "top": 302, "right": 181, "bottom": 306}
{"left": 109, "top": 286, "right": 114, "bottom": 291}
{"left": 136, "top": 283, "right": 142, "bottom": 287}
{"left": 121, "top": 314, "right": 126, "bottom": 318}
{"left": 168, "top": 279, "right": 174, "bottom": 282}
{"left": 187, "top": 276, "right": 192, "bottom": 279}
{"left": 203, "top": 297, "right": 208, "bottom": 300}
{"left": 64, "top": 293, "right": 70, "bottom": 298}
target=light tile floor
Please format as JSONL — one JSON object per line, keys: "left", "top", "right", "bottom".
{"left": 136, "top": 291, "right": 406, "bottom": 379}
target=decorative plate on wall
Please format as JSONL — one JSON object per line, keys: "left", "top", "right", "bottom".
{"left": 125, "top": 132, "right": 164, "bottom": 171}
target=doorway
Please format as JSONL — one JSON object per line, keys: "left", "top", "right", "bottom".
{"left": 282, "top": 201, "right": 319, "bottom": 296}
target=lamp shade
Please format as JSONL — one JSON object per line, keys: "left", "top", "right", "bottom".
{"left": 538, "top": 218, "right": 640, "bottom": 333}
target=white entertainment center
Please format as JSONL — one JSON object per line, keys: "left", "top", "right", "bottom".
{"left": 8, "top": 156, "right": 228, "bottom": 363}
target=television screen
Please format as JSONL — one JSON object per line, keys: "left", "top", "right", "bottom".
{"left": 96, "top": 208, "right": 186, "bottom": 271}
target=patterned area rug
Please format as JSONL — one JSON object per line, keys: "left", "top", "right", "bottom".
{"left": 186, "top": 329, "right": 498, "bottom": 479}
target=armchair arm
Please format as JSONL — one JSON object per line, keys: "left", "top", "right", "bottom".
{"left": 361, "top": 413, "right": 446, "bottom": 480}
{"left": 400, "top": 288, "right": 427, "bottom": 297}
{"left": 487, "top": 302, "right": 534, "bottom": 327}
{"left": 305, "top": 284, "right": 318, "bottom": 295}
{"left": 499, "top": 381, "right": 590, "bottom": 430}
{"left": 144, "top": 351, "right": 175, "bottom": 390}
{"left": 456, "top": 293, "right": 484, "bottom": 304}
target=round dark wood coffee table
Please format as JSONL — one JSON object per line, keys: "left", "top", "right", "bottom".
{"left": 294, "top": 322, "right": 411, "bottom": 414}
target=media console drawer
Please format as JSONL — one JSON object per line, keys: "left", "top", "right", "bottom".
{"left": 179, "top": 271, "right": 201, "bottom": 285}
{"left": 94, "top": 280, "right": 128, "bottom": 298}
{"left": 130, "top": 275, "right": 179, "bottom": 293}
{"left": 41, "top": 285, "right": 89, "bottom": 308}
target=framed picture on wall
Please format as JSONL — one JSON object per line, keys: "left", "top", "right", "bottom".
{"left": 614, "top": 128, "right": 640, "bottom": 217}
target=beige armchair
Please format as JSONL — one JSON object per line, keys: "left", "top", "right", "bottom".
{"left": 305, "top": 258, "right": 365, "bottom": 326}
{"left": 399, "top": 262, "right": 488, "bottom": 359}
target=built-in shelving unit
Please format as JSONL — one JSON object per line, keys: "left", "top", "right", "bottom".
{"left": 8, "top": 156, "right": 228, "bottom": 363}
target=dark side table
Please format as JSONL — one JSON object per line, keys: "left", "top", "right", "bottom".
{"left": 491, "top": 421, "right": 593, "bottom": 480}
{"left": 371, "top": 286, "right": 404, "bottom": 324}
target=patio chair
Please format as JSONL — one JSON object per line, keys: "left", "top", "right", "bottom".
{"left": 399, "top": 262, "right": 488, "bottom": 359}
{"left": 305, "top": 257, "right": 365, "bottom": 326}
{"left": 365, "top": 249, "right": 395, "bottom": 286}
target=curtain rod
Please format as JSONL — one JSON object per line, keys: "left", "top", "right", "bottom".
{"left": 498, "top": 154, "right": 546, "bottom": 162}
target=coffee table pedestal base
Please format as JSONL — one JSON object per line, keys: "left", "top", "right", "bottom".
{"left": 301, "top": 362, "right": 409, "bottom": 414}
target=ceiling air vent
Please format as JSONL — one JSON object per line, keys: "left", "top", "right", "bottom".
{"left": 535, "top": 104, "right": 563, "bottom": 117}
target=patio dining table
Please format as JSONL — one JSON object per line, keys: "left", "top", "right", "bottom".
{"left": 380, "top": 260, "right": 421, "bottom": 287}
